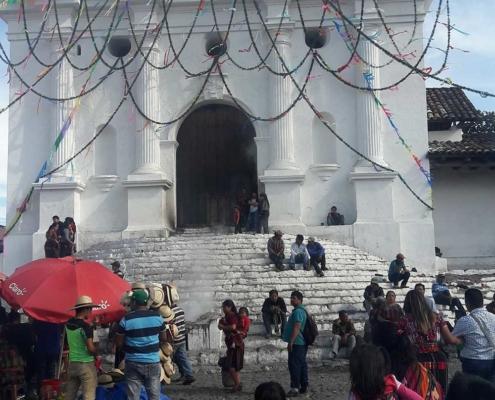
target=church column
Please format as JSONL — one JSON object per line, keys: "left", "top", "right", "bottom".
{"left": 53, "top": 56, "right": 76, "bottom": 178}
{"left": 268, "top": 28, "right": 297, "bottom": 171}
{"left": 133, "top": 44, "right": 161, "bottom": 174}
{"left": 355, "top": 27, "right": 385, "bottom": 166}
{"left": 123, "top": 42, "right": 172, "bottom": 235}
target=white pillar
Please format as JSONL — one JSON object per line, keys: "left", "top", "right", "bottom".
{"left": 356, "top": 27, "right": 385, "bottom": 166}
{"left": 268, "top": 28, "right": 297, "bottom": 171}
{"left": 133, "top": 45, "right": 161, "bottom": 174}
{"left": 53, "top": 56, "right": 76, "bottom": 177}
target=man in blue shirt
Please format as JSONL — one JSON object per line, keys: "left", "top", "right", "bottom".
{"left": 283, "top": 291, "right": 308, "bottom": 397}
{"left": 306, "top": 237, "right": 327, "bottom": 277}
{"left": 388, "top": 253, "right": 410, "bottom": 288}
{"left": 432, "top": 274, "right": 466, "bottom": 318}
{"left": 116, "top": 290, "right": 168, "bottom": 400}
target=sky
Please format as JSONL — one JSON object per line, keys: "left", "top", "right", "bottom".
{"left": 0, "top": 1, "right": 494, "bottom": 226}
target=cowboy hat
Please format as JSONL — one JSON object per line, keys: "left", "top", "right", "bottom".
{"left": 371, "top": 277, "right": 381, "bottom": 285}
{"left": 160, "top": 342, "right": 173, "bottom": 357}
{"left": 131, "top": 282, "right": 147, "bottom": 291}
{"left": 161, "top": 366, "right": 171, "bottom": 384}
{"left": 70, "top": 295, "right": 100, "bottom": 310}
{"left": 163, "top": 359, "right": 175, "bottom": 378}
{"left": 162, "top": 284, "right": 179, "bottom": 307}
{"left": 107, "top": 368, "right": 125, "bottom": 382}
{"left": 159, "top": 349, "right": 167, "bottom": 363}
{"left": 158, "top": 305, "right": 175, "bottom": 323}
{"left": 147, "top": 284, "right": 165, "bottom": 309}
{"left": 169, "top": 323, "right": 179, "bottom": 339}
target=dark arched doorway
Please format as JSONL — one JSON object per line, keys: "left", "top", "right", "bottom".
{"left": 177, "top": 104, "right": 257, "bottom": 227}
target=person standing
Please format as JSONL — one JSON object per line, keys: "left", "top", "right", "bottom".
{"left": 398, "top": 290, "right": 460, "bottom": 393}
{"left": 170, "top": 299, "right": 195, "bottom": 385}
{"left": 262, "top": 290, "right": 288, "bottom": 338}
{"left": 267, "top": 230, "right": 285, "bottom": 271}
{"left": 233, "top": 206, "right": 242, "bottom": 234}
{"left": 283, "top": 291, "right": 308, "bottom": 397}
{"left": 44, "top": 226, "right": 60, "bottom": 258}
{"left": 306, "top": 237, "right": 327, "bottom": 277}
{"left": 330, "top": 311, "right": 356, "bottom": 359}
{"left": 246, "top": 193, "right": 259, "bottom": 233}
{"left": 258, "top": 193, "right": 270, "bottom": 234}
{"left": 116, "top": 290, "right": 168, "bottom": 400}
{"left": 452, "top": 288, "right": 495, "bottom": 381}
{"left": 65, "top": 296, "right": 99, "bottom": 400}
{"left": 33, "top": 320, "right": 63, "bottom": 392}
{"left": 218, "top": 299, "right": 244, "bottom": 393}
{"left": 111, "top": 261, "right": 125, "bottom": 279}
{"left": 388, "top": 253, "right": 410, "bottom": 288}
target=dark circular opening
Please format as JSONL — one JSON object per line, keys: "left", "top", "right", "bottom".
{"left": 205, "top": 32, "right": 228, "bottom": 58}
{"left": 108, "top": 36, "right": 132, "bottom": 58}
{"left": 305, "top": 28, "right": 328, "bottom": 49}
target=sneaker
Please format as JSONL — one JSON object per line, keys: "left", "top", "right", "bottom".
{"left": 183, "top": 376, "right": 195, "bottom": 385}
{"left": 300, "top": 386, "right": 308, "bottom": 394}
{"left": 287, "top": 388, "right": 299, "bottom": 397}
{"left": 318, "top": 271, "right": 324, "bottom": 277}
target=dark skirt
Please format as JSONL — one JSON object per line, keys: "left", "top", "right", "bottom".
{"left": 225, "top": 345, "right": 244, "bottom": 372}
{"left": 417, "top": 350, "right": 448, "bottom": 393}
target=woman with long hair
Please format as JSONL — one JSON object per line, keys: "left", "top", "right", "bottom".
{"left": 398, "top": 290, "right": 460, "bottom": 394}
{"left": 218, "top": 299, "right": 244, "bottom": 392}
{"left": 349, "top": 344, "right": 422, "bottom": 400}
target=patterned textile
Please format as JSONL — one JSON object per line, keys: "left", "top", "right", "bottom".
{"left": 398, "top": 315, "right": 446, "bottom": 354}
{"left": 452, "top": 307, "right": 495, "bottom": 360}
{"left": 171, "top": 306, "right": 186, "bottom": 346}
{"left": 403, "top": 362, "right": 444, "bottom": 400}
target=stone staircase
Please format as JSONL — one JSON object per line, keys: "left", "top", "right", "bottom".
{"left": 81, "top": 228, "right": 495, "bottom": 367}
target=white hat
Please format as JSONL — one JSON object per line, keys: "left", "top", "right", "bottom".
{"left": 70, "top": 295, "right": 100, "bottom": 310}
{"left": 147, "top": 284, "right": 165, "bottom": 309}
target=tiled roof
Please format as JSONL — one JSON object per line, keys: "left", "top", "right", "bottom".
{"left": 429, "top": 112, "right": 495, "bottom": 158}
{"left": 426, "top": 88, "right": 480, "bottom": 122}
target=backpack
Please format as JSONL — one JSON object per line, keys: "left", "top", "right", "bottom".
{"left": 302, "top": 309, "right": 319, "bottom": 345}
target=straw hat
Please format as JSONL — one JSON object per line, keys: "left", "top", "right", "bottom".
{"left": 159, "top": 349, "right": 167, "bottom": 363}
{"left": 163, "top": 360, "right": 175, "bottom": 378}
{"left": 371, "top": 277, "right": 381, "bottom": 285}
{"left": 97, "top": 374, "right": 115, "bottom": 388}
{"left": 158, "top": 305, "right": 175, "bottom": 323}
{"left": 107, "top": 368, "right": 125, "bottom": 382}
{"left": 160, "top": 365, "right": 171, "bottom": 384}
{"left": 169, "top": 323, "right": 179, "bottom": 339}
{"left": 147, "top": 284, "right": 165, "bottom": 309}
{"left": 70, "top": 295, "right": 100, "bottom": 310}
{"left": 160, "top": 342, "right": 173, "bottom": 357}
{"left": 163, "top": 284, "right": 179, "bottom": 307}
{"left": 131, "top": 282, "right": 146, "bottom": 291}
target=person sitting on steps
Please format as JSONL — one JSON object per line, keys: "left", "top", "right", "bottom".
{"left": 289, "top": 235, "right": 310, "bottom": 270}
{"left": 432, "top": 274, "right": 466, "bottom": 319}
{"left": 363, "top": 277, "right": 385, "bottom": 314}
{"left": 267, "top": 230, "right": 285, "bottom": 271}
{"left": 262, "top": 290, "right": 287, "bottom": 339}
{"left": 330, "top": 311, "right": 356, "bottom": 359}
{"left": 306, "top": 237, "right": 327, "bottom": 277}
{"left": 388, "top": 253, "right": 410, "bottom": 289}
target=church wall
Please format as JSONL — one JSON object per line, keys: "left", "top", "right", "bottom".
{"left": 432, "top": 167, "right": 495, "bottom": 270}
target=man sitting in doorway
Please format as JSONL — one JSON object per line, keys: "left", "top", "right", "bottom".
{"left": 261, "top": 290, "right": 287, "bottom": 338}
{"left": 267, "top": 230, "right": 285, "bottom": 271}
{"left": 388, "top": 253, "right": 410, "bottom": 289}
{"left": 327, "top": 206, "right": 344, "bottom": 226}
{"left": 432, "top": 274, "right": 466, "bottom": 318}
{"left": 330, "top": 311, "right": 356, "bottom": 359}
{"left": 306, "top": 237, "right": 327, "bottom": 277}
{"left": 289, "top": 235, "right": 310, "bottom": 270}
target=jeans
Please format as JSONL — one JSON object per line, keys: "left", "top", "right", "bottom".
{"left": 262, "top": 311, "right": 287, "bottom": 336}
{"left": 389, "top": 271, "right": 410, "bottom": 287}
{"left": 310, "top": 255, "right": 326, "bottom": 273}
{"left": 125, "top": 361, "right": 161, "bottom": 400}
{"left": 35, "top": 352, "right": 59, "bottom": 388}
{"left": 269, "top": 253, "right": 285, "bottom": 269}
{"left": 258, "top": 212, "right": 269, "bottom": 234}
{"left": 461, "top": 358, "right": 495, "bottom": 383}
{"left": 288, "top": 345, "right": 308, "bottom": 390}
{"left": 247, "top": 211, "right": 258, "bottom": 232}
{"left": 290, "top": 253, "right": 309, "bottom": 269}
{"left": 331, "top": 335, "right": 356, "bottom": 358}
{"left": 434, "top": 291, "right": 466, "bottom": 314}
{"left": 65, "top": 362, "right": 97, "bottom": 400}
{"left": 173, "top": 343, "right": 194, "bottom": 378}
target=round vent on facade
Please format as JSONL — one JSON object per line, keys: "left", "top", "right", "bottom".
{"left": 108, "top": 36, "right": 132, "bottom": 58}
{"left": 305, "top": 28, "right": 328, "bottom": 49}
{"left": 205, "top": 32, "right": 228, "bottom": 57}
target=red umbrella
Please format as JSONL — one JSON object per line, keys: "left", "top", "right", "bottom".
{"left": 1, "top": 257, "right": 131, "bottom": 323}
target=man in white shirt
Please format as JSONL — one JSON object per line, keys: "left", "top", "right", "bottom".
{"left": 452, "top": 288, "right": 495, "bottom": 382}
{"left": 289, "top": 235, "right": 310, "bottom": 270}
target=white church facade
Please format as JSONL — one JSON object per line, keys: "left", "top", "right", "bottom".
{"left": 2, "top": 0, "right": 439, "bottom": 274}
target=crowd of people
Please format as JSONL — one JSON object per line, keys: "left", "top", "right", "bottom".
{"left": 233, "top": 191, "right": 270, "bottom": 234}
{"left": 44, "top": 215, "right": 77, "bottom": 258}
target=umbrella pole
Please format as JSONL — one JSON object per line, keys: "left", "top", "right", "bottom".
{"left": 57, "top": 329, "right": 66, "bottom": 380}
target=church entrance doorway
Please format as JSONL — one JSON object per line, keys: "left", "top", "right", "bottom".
{"left": 176, "top": 103, "right": 257, "bottom": 227}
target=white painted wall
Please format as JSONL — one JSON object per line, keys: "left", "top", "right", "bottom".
{"left": 432, "top": 166, "right": 495, "bottom": 269}
{"left": 1, "top": 1, "right": 435, "bottom": 273}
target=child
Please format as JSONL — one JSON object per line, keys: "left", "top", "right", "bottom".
{"left": 238, "top": 307, "right": 251, "bottom": 339}
{"left": 233, "top": 206, "right": 242, "bottom": 234}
